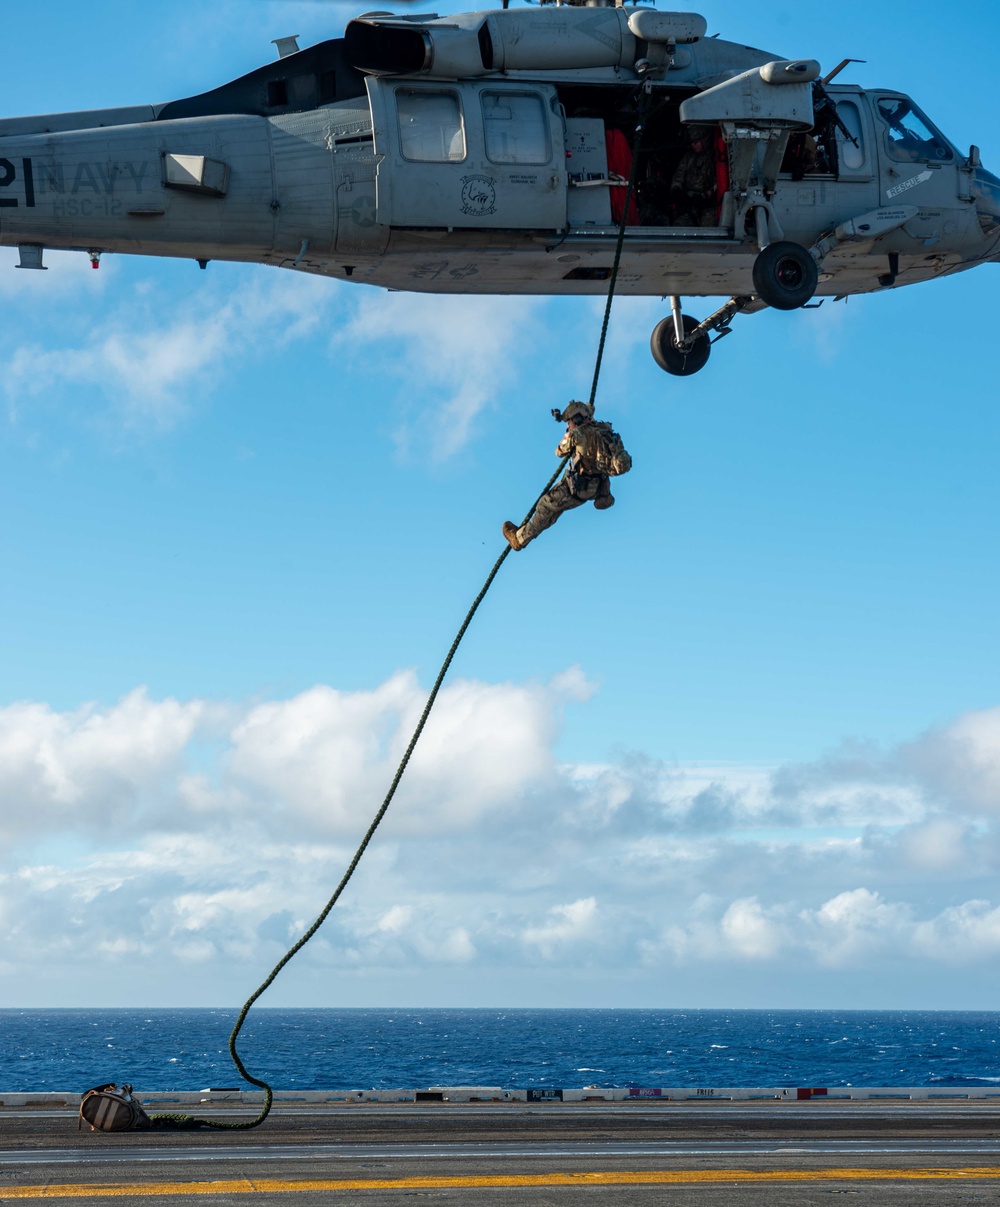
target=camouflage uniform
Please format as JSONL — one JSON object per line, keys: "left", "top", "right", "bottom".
{"left": 670, "top": 125, "right": 719, "bottom": 227}
{"left": 511, "top": 418, "right": 613, "bottom": 549}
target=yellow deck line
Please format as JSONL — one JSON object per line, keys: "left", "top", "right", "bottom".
{"left": 4, "top": 1168, "right": 1000, "bottom": 1198}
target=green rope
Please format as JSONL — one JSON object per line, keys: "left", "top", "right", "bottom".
{"left": 587, "top": 84, "right": 651, "bottom": 409}
{"left": 150, "top": 460, "right": 568, "bottom": 1132}
{"left": 153, "top": 90, "right": 649, "bottom": 1134}
{"left": 149, "top": 1113, "right": 203, "bottom": 1130}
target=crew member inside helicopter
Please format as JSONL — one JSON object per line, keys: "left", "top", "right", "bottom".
{"left": 634, "top": 123, "right": 720, "bottom": 227}
{"left": 876, "top": 98, "right": 953, "bottom": 163}
{"left": 668, "top": 124, "right": 719, "bottom": 227}
{"left": 781, "top": 132, "right": 821, "bottom": 179}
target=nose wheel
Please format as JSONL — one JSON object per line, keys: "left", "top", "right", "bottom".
{"left": 650, "top": 312, "right": 712, "bottom": 377}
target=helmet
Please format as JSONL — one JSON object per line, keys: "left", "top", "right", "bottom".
{"left": 559, "top": 400, "right": 594, "bottom": 423}
{"left": 686, "top": 124, "right": 713, "bottom": 143}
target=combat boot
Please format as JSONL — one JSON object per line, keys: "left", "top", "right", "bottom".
{"left": 502, "top": 521, "right": 525, "bottom": 551}
{"left": 594, "top": 480, "right": 615, "bottom": 510}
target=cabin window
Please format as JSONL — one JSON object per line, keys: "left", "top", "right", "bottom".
{"left": 837, "top": 100, "right": 866, "bottom": 172}
{"left": 876, "top": 97, "right": 953, "bottom": 163}
{"left": 396, "top": 89, "right": 466, "bottom": 163}
{"left": 482, "top": 92, "right": 550, "bottom": 165}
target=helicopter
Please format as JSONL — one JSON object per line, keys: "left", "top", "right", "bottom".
{"left": 1, "top": 1, "right": 998, "bottom": 376}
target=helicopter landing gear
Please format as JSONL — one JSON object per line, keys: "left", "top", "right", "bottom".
{"left": 650, "top": 295, "right": 758, "bottom": 377}
{"left": 650, "top": 298, "right": 711, "bottom": 376}
{"left": 751, "top": 241, "right": 819, "bottom": 311}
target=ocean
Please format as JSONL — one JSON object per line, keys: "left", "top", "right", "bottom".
{"left": 2, "top": 1009, "right": 999, "bottom": 1093}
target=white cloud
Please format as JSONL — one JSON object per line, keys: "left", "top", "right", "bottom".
{"left": 377, "top": 904, "right": 413, "bottom": 934}
{"left": 523, "top": 897, "right": 598, "bottom": 956}
{"left": 902, "top": 706, "right": 1000, "bottom": 813}
{"left": 720, "top": 897, "right": 784, "bottom": 960}
{"left": 912, "top": 899, "right": 1000, "bottom": 963}
{"left": 799, "top": 887, "right": 913, "bottom": 967}
{"left": 417, "top": 925, "right": 477, "bottom": 964}
{"left": 0, "top": 688, "right": 215, "bottom": 841}
{"left": 5, "top": 687, "right": 1000, "bottom": 1002}
{"left": 335, "top": 292, "right": 546, "bottom": 458}
{"left": 0, "top": 253, "right": 564, "bottom": 455}
{"left": 2, "top": 271, "right": 332, "bottom": 433}
{"left": 893, "top": 816, "right": 974, "bottom": 872}
{"left": 641, "top": 886, "right": 1000, "bottom": 973}
{"left": 228, "top": 668, "right": 591, "bottom": 836}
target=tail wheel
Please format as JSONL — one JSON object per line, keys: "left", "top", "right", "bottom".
{"left": 751, "top": 241, "right": 819, "bottom": 310}
{"left": 650, "top": 314, "right": 712, "bottom": 376}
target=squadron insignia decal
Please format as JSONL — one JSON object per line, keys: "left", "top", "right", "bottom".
{"left": 460, "top": 176, "right": 497, "bottom": 217}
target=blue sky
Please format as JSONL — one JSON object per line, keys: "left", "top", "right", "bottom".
{"left": 2, "top": 1, "right": 1000, "bottom": 1014}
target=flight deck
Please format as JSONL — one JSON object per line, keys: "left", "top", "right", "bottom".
{"left": 4, "top": 1094, "right": 1000, "bottom": 1205}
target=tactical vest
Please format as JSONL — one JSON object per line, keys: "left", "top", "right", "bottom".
{"left": 577, "top": 421, "right": 632, "bottom": 477}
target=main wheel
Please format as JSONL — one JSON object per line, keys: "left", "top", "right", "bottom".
{"left": 751, "top": 241, "right": 818, "bottom": 310}
{"left": 650, "top": 314, "right": 711, "bottom": 376}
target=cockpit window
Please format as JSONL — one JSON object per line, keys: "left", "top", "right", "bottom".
{"left": 876, "top": 97, "right": 953, "bottom": 163}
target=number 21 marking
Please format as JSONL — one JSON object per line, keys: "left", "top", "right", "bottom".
{"left": 0, "top": 158, "right": 36, "bottom": 208}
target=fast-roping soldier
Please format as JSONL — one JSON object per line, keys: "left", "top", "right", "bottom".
{"left": 502, "top": 402, "right": 631, "bottom": 551}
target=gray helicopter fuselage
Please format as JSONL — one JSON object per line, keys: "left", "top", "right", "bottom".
{"left": 1, "top": 7, "right": 997, "bottom": 303}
